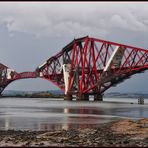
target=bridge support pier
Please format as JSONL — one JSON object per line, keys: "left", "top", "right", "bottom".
{"left": 94, "top": 94, "right": 103, "bottom": 101}
{"left": 76, "top": 94, "right": 89, "bottom": 101}
{"left": 64, "top": 94, "right": 73, "bottom": 100}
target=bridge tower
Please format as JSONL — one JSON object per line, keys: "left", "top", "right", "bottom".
{"left": 36, "top": 36, "right": 148, "bottom": 101}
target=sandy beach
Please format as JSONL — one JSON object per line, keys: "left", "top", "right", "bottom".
{"left": 0, "top": 118, "right": 147, "bottom": 147}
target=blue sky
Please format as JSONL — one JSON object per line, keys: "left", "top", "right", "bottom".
{"left": 0, "top": 2, "right": 148, "bottom": 93}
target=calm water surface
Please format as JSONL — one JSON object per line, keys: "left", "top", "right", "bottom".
{"left": 0, "top": 97, "right": 147, "bottom": 131}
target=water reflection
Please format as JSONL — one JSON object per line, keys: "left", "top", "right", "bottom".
{"left": 37, "top": 107, "right": 112, "bottom": 131}
{"left": 62, "top": 107, "right": 104, "bottom": 130}
{"left": 39, "top": 123, "right": 63, "bottom": 131}
{"left": 5, "top": 117, "right": 10, "bottom": 130}
{"left": 0, "top": 116, "right": 12, "bottom": 131}
{"left": 0, "top": 98, "right": 148, "bottom": 131}
{"left": 1, "top": 107, "right": 103, "bottom": 131}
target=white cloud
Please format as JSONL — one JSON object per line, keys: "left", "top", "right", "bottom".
{"left": 110, "top": 15, "right": 128, "bottom": 29}
{"left": 0, "top": 2, "right": 148, "bottom": 38}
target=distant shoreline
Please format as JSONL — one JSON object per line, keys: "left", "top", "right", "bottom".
{"left": 1, "top": 93, "right": 64, "bottom": 98}
{"left": 1, "top": 90, "right": 148, "bottom": 99}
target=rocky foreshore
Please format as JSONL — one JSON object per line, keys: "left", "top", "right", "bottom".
{"left": 0, "top": 118, "right": 148, "bottom": 147}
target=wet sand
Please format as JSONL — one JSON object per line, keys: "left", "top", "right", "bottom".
{"left": 0, "top": 118, "right": 147, "bottom": 147}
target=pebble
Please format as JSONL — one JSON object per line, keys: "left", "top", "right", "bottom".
{"left": 0, "top": 120, "right": 147, "bottom": 147}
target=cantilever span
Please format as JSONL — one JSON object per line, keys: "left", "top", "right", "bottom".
{"left": 0, "top": 63, "right": 36, "bottom": 95}
{"left": 0, "top": 36, "right": 148, "bottom": 100}
{"left": 36, "top": 36, "right": 148, "bottom": 100}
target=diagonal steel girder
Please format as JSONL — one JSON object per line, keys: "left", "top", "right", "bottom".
{"left": 36, "top": 36, "right": 148, "bottom": 96}
{"left": 0, "top": 36, "right": 148, "bottom": 96}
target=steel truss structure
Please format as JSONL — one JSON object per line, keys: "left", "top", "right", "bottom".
{"left": 0, "top": 36, "right": 148, "bottom": 99}
{"left": 0, "top": 63, "right": 35, "bottom": 94}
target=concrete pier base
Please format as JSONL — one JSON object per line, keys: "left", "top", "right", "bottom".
{"left": 94, "top": 94, "right": 103, "bottom": 101}
{"left": 138, "top": 96, "right": 144, "bottom": 105}
{"left": 76, "top": 94, "right": 89, "bottom": 101}
{"left": 64, "top": 94, "right": 73, "bottom": 100}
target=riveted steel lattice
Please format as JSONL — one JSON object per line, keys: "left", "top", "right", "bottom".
{"left": 0, "top": 36, "right": 148, "bottom": 96}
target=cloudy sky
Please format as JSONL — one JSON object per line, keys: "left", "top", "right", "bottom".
{"left": 0, "top": 2, "right": 148, "bottom": 93}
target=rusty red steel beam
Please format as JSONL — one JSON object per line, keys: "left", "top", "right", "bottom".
{"left": 0, "top": 36, "right": 148, "bottom": 96}
{"left": 12, "top": 72, "right": 36, "bottom": 80}
{"left": 37, "top": 36, "right": 148, "bottom": 96}
{"left": 0, "top": 63, "right": 36, "bottom": 94}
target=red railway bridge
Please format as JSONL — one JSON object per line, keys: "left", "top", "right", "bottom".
{"left": 0, "top": 36, "right": 148, "bottom": 100}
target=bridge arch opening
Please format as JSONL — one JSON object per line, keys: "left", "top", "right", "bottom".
{"left": 2, "top": 78, "right": 62, "bottom": 95}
